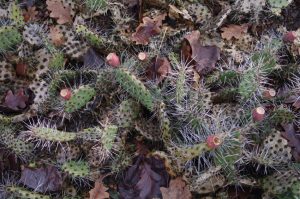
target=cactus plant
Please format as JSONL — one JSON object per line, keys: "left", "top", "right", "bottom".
{"left": 76, "top": 24, "right": 103, "bottom": 47}
{"left": 0, "top": 26, "right": 22, "bottom": 53}
{"left": 117, "top": 99, "right": 141, "bottom": 128}
{"left": 64, "top": 85, "right": 96, "bottom": 113}
{"left": 115, "top": 68, "right": 154, "bottom": 111}
{"left": 9, "top": 2, "right": 24, "bottom": 27}
{"left": 61, "top": 160, "right": 90, "bottom": 180}
{"left": 84, "top": 0, "right": 108, "bottom": 11}
{"left": 5, "top": 186, "right": 50, "bottom": 199}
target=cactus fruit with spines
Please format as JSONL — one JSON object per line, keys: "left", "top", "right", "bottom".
{"left": 115, "top": 68, "right": 154, "bottom": 111}
{"left": 64, "top": 85, "right": 96, "bottom": 113}
{"left": 0, "top": 26, "right": 22, "bottom": 53}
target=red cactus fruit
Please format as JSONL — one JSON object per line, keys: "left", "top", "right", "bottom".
{"left": 106, "top": 53, "right": 120, "bottom": 68}
{"left": 138, "top": 52, "right": 147, "bottom": 61}
{"left": 252, "top": 106, "right": 265, "bottom": 122}
{"left": 206, "top": 135, "right": 222, "bottom": 149}
{"left": 60, "top": 88, "right": 72, "bottom": 100}
{"left": 262, "top": 88, "right": 276, "bottom": 99}
{"left": 283, "top": 31, "right": 297, "bottom": 43}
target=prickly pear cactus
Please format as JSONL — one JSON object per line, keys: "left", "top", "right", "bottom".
{"left": 6, "top": 186, "right": 50, "bottom": 199}
{"left": 85, "top": 0, "right": 108, "bottom": 11}
{"left": 269, "top": 0, "right": 293, "bottom": 15}
{"left": 0, "top": 26, "right": 22, "bottom": 53}
{"left": 8, "top": 2, "right": 24, "bottom": 27}
{"left": 62, "top": 160, "right": 90, "bottom": 179}
{"left": 64, "top": 85, "right": 96, "bottom": 113}
{"left": 76, "top": 24, "right": 103, "bottom": 47}
{"left": 115, "top": 68, "right": 154, "bottom": 111}
{"left": 117, "top": 99, "right": 141, "bottom": 128}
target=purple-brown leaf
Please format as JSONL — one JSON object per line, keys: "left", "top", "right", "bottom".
{"left": 3, "top": 89, "right": 29, "bottom": 111}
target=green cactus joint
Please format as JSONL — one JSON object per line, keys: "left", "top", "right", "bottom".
{"left": 268, "top": 0, "right": 293, "bottom": 15}
{"left": 0, "top": 26, "right": 22, "bottom": 53}
{"left": 64, "top": 85, "right": 96, "bottom": 113}
{"left": 85, "top": 0, "right": 108, "bottom": 11}
{"left": 115, "top": 68, "right": 154, "bottom": 111}
{"left": 158, "top": 102, "right": 171, "bottom": 145}
{"left": 173, "top": 142, "right": 210, "bottom": 162}
{"left": 29, "top": 127, "right": 77, "bottom": 142}
{"left": 76, "top": 127, "right": 103, "bottom": 141}
{"left": 9, "top": 3, "right": 25, "bottom": 27}
{"left": 101, "top": 125, "right": 118, "bottom": 150}
{"left": 238, "top": 70, "right": 257, "bottom": 100}
{"left": 117, "top": 99, "right": 141, "bottom": 128}
{"left": 269, "top": 108, "right": 295, "bottom": 125}
{"left": 62, "top": 160, "right": 90, "bottom": 178}
{"left": 6, "top": 186, "right": 50, "bottom": 199}
{"left": 76, "top": 24, "right": 103, "bottom": 47}
{"left": 49, "top": 52, "right": 65, "bottom": 71}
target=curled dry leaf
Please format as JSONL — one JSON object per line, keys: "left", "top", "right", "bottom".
{"left": 16, "top": 62, "right": 28, "bottom": 77}
{"left": 221, "top": 24, "right": 249, "bottom": 41}
{"left": 89, "top": 181, "right": 110, "bottom": 199}
{"left": 160, "top": 177, "right": 192, "bottom": 199}
{"left": 46, "top": 0, "right": 72, "bottom": 24}
{"left": 49, "top": 26, "right": 65, "bottom": 47}
{"left": 182, "top": 31, "right": 220, "bottom": 75}
{"left": 3, "top": 89, "right": 29, "bottom": 111}
{"left": 23, "top": 6, "right": 38, "bottom": 22}
{"left": 132, "top": 14, "right": 166, "bottom": 45}
{"left": 281, "top": 123, "right": 300, "bottom": 162}
{"left": 19, "top": 165, "right": 63, "bottom": 192}
{"left": 146, "top": 56, "right": 171, "bottom": 84}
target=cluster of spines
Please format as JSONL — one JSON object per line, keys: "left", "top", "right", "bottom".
{"left": 0, "top": 26, "right": 22, "bottom": 53}
{"left": 84, "top": 0, "right": 108, "bottom": 12}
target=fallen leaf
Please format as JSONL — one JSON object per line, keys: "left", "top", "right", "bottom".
{"left": 132, "top": 14, "right": 166, "bottom": 45}
{"left": 23, "top": 6, "right": 38, "bottom": 22}
{"left": 146, "top": 56, "right": 171, "bottom": 84}
{"left": 3, "top": 89, "right": 29, "bottom": 111}
{"left": 83, "top": 48, "right": 105, "bottom": 68}
{"left": 118, "top": 155, "right": 169, "bottom": 199}
{"left": 182, "top": 31, "right": 220, "bottom": 75}
{"left": 221, "top": 24, "right": 249, "bottom": 41}
{"left": 19, "top": 165, "right": 63, "bottom": 192}
{"left": 89, "top": 181, "right": 110, "bottom": 199}
{"left": 46, "top": 0, "right": 72, "bottom": 24}
{"left": 281, "top": 123, "right": 300, "bottom": 162}
{"left": 160, "top": 177, "right": 192, "bottom": 199}
{"left": 49, "top": 26, "right": 65, "bottom": 47}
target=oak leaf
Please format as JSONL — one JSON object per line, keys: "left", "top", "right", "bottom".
{"left": 46, "top": 0, "right": 72, "bottom": 24}
{"left": 146, "top": 57, "right": 171, "bottom": 84}
{"left": 49, "top": 26, "right": 65, "bottom": 46}
{"left": 89, "top": 181, "right": 110, "bottom": 199}
{"left": 23, "top": 6, "right": 38, "bottom": 22}
{"left": 19, "top": 165, "right": 63, "bottom": 192}
{"left": 160, "top": 177, "right": 192, "bottom": 199}
{"left": 221, "top": 24, "right": 249, "bottom": 41}
{"left": 182, "top": 31, "right": 220, "bottom": 75}
{"left": 3, "top": 89, "right": 29, "bottom": 111}
{"left": 132, "top": 14, "right": 166, "bottom": 45}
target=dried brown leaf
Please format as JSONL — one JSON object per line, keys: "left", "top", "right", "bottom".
{"left": 46, "top": 0, "right": 72, "bottom": 24}
{"left": 132, "top": 14, "right": 166, "bottom": 45}
{"left": 146, "top": 57, "right": 171, "bottom": 84}
{"left": 49, "top": 26, "right": 65, "bottom": 46}
{"left": 160, "top": 177, "right": 192, "bottom": 199}
{"left": 23, "top": 6, "right": 38, "bottom": 22}
{"left": 89, "top": 181, "right": 110, "bottom": 199}
{"left": 182, "top": 31, "right": 220, "bottom": 75}
{"left": 221, "top": 24, "right": 249, "bottom": 40}
{"left": 3, "top": 89, "right": 29, "bottom": 111}
{"left": 281, "top": 123, "right": 300, "bottom": 162}
{"left": 19, "top": 165, "right": 63, "bottom": 192}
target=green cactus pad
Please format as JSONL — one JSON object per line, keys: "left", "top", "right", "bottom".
{"left": 0, "top": 26, "right": 22, "bottom": 53}
{"left": 76, "top": 127, "right": 103, "bottom": 141}
{"left": 62, "top": 160, "right": 90, "bottom": 178}
{"left": 9, "top": 3, "right": 25, "bottom": 27}
{"left": 115, "top": 68, "right": 154, "bottom": 111}
{"left": 85, "top": 0, "right": 108, "bottom": 11}
{"left": 101, "top": 125, "right": 118, "bottom": 150}
{"left": 117, "top": 99, "right": 141, "bottom": 128}
{"left": 76, "top": 24, "right": 103, "bottom": 47}
{"left": 28, "top": 127, "right": 77, "bottom": 142}
{"left": 6, "top": 186, "right": 50, "bottom": 199}
{"left": 64, "top": 85, "right": 96, "bottom": 113}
